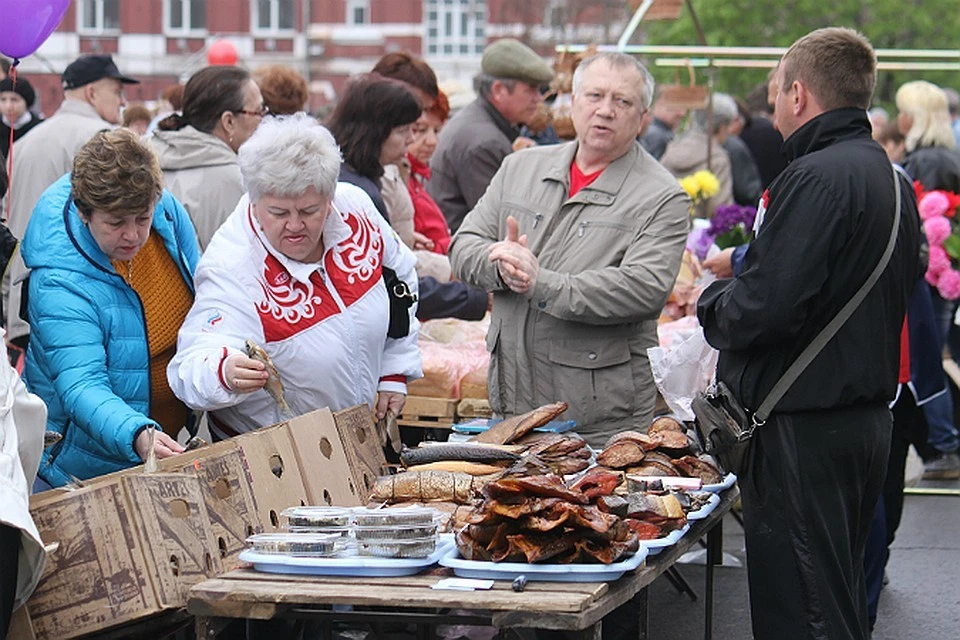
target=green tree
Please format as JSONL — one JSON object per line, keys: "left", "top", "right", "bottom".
{"left": 636, "top": 0, "right": 960, "bottom": 107}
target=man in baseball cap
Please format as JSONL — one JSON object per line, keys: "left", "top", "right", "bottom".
{"left": 5, "top": 54, "right": 140, "bottom": 348}
{"left": 427, "top": 38, "right": 554, "bottom": 233}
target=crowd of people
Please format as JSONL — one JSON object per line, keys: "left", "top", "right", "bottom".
{"left": 1, "top": 25, "right": 960, "bottom": 640}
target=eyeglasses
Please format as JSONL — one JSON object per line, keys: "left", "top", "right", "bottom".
{"left": 235, "top": 104, "right": 269, "bottom": 118}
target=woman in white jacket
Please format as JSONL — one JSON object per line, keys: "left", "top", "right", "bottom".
{"left": 167, "top": 114, "right": 421, "bottom": 439}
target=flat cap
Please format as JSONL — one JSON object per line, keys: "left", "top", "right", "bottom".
{"left": 481, "top": 39, "right": 554, "bottom": 86}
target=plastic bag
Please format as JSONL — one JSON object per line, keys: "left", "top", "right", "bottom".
{"left": 648, "top": 319, "right": 718, "bottom": 421}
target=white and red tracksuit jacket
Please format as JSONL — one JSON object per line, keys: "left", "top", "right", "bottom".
{"left": 168, "top": 182, "right": 422, "bottom": 437}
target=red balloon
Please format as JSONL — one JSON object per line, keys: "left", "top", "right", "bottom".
{"left": 207, "top": 39, "right": 239, "bottom": 66}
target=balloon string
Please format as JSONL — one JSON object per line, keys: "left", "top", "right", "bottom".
{"left": 3, "top": 59, "right": 19, "bottom": 225}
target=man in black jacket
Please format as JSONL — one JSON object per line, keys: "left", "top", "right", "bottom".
{"left": 698, "top": 28, "right": 921, "bottom": 640}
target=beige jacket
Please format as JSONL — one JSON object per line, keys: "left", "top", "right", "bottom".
{"left": 450, "top": 142, "right": 690, "bottom": 447}
{"left": 659, "top": 129, "right": 734, "bottom": 217}
{"left": 147, "top": 126, "right": 243, "bottom": 249}
{"left": 5, "top": 100, "right": 112, "bottom": 341}
{"left": 0, "top": 330, "right": 47, "bottom": 610}
{"left": 382, "top": 162, "right": 452, "bottom": 282}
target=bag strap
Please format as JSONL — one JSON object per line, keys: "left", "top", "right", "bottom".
{"left": 752, "top": 163, "right": 903, "bottom": 425}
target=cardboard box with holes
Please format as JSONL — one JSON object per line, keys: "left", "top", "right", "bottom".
{"left": 24, "top": 405, "right": 386, "bottom": 639}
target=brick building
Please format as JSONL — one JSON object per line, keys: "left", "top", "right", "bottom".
{"left": 11, "top": 0, "right": 625, "bottom": 114}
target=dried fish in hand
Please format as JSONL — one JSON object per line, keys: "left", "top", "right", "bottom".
{"left": 245, "top": 339, "right": 291, "bottom": 415}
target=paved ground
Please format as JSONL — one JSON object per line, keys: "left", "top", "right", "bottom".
{"left": 644, "top": 452, "right": 960, "bottom": 639}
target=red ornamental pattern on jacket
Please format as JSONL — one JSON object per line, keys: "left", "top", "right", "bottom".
{"left": 255, "top": 207, "right": 384, "bottom": 342}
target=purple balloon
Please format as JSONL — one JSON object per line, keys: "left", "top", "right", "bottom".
{"left": 0, "top": 0, "right": 71, "bottom": 60}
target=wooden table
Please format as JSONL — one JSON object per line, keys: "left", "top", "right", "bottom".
{"left": 189, "top": 486, "right": 739, "bottom": 640}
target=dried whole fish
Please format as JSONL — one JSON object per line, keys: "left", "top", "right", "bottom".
{"left": 369, "top": 470, "right": 485, "bottom": 504}
{"left": 401, "top": 443, "right": 520, "bottom": 467}
{"left": 245, "top": 339, "right": 291, "bottom": 415}
{"left": 472, "top": 402, "right": 569, "bottom": 445}
{"left": 43, "top": 430, "right": 63, "bottom": 447}
{"left": 405, "top": 461, "right": 510, "bottom": 476}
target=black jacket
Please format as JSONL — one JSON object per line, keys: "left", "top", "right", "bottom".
{"left": 698, "top": 108, "right": 921, "bottom": 413}
{"left": 740, "top": 115, "right": 787, "bottom": 188}
{"left": 903, "top": 146, "right": 960, "bottom": 192}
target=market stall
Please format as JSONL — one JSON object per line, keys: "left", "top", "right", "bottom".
{"left": 189, "top": 485, "right": 738, "bottom": 640}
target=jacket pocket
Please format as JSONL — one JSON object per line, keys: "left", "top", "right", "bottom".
{"left": 548, "top": 338, "right": 636, "bottom": 426}
{"left": 485, "top": 319, "right": 504, "bottom": 415}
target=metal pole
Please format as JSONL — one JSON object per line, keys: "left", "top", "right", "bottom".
{"left": 616, "top": 0, "right": 656, "bottom": 52}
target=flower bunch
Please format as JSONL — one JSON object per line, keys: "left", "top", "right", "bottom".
{"left": 917, "top": 181, "right": 960, "bottom": 300}
{"left": 678, "top": 170, "right": 720, "bottom": 213}
{"left": 686, "top": 203, "right": 758, "bottom": 261}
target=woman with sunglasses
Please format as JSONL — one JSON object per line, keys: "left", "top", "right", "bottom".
{"left": 149, "top": 66, "right": 266, "bottom": 249}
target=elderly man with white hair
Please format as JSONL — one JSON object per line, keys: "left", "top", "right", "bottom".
{"left": 168, "top": 113, "right": 422, "bottom": 438}
{"left": 660, "top": 92, "right": 739, "bottom": 215}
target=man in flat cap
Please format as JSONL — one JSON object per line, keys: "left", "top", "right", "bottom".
{"left": 428, "top": 38, "right": 553, "bottom": 233}
{"left": 5, "top": 54, "right": 139, "bottom": 348}
{"left": 451, "top": 53, "right": 689, "bottom": 449}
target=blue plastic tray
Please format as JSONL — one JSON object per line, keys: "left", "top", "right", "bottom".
{"left": 685, "top": 492, "right": 721, "bottom": 521}
{"left": 702, "top": 472, "right": 737, "bottom": 493}
{"left": 439, "top": 544, "right": 648, "bottom": 583}
{"left": 639, "top": 523, "right": 690, "bottom": 556}
{"left": 451, "top": 418, "right": 577, "bottom": 435}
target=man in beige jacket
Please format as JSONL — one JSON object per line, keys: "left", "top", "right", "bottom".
{"left": 451, "top": 53, "right": 690, "bottom": 448}
{"left": 5, "top": 54, "right": 138, "bottom": 347}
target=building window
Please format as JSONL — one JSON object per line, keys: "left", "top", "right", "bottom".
{"left": 346, "top": 0, "right": 369, "bottom": 25}
{"left": 78, "top": 0, "right": 120, "bottom": 33}
{"left": 425, "top": 0, "right": 486, "bottom": 57}
{"left": 166, "top": 0, "right": 207, "bottom": 33}
{"left": 253, "top": 0, "right": 295, "bottom": 33}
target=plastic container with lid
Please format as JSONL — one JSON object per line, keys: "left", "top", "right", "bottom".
{"left": 353, "top": 523, "right": 438, "bottom": 541}
{"left": 353, "top": 505, "right": 438, "bottom": 527}
{"left": 281, "top": 506, "right": 352, "bottom": 528}
{"left": 357, "top": 536, "right": 438, "bottom": 558}
{"left": 286, "top": 525, "right": 352, "bottom": 537}
{"left": 246, "top": 532, "right": 347, "bottom": 557}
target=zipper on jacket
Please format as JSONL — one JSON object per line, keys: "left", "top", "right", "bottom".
{"left": 533, "top": 214, "right": 543, "bottom": 228}
{"left": 166, "top": 208, "right": 196, "bottom": 293}
{"left": 578, "top": 221, "right": 587, "bottom": 237}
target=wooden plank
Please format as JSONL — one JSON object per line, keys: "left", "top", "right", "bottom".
{"left": 457, "top": 398, "right": 493, "bottom": 418}
{"left": 402, "top": 396, "right": 458, "bottom": 418}
{"left": 189, "top": 578, "right": 595, "bottom": 615}
{"left": 216, "top": 568, "right": 609, "bottom": 597}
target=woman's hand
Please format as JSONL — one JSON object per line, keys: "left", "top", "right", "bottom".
{"left": 376, "top": 391, "right": 406, "bottom": 420}
{"left": 134, "top": 428, "right": 185, "bottom": 461}
{"left": 412, "top": 232, "right": 435, "bottom": 252}
{"left": 224, "top": 354, "right": 269, "bottom": 393}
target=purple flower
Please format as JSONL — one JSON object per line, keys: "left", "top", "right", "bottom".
{"left": 709, "top": 204, "right": 758, "bottom": 237}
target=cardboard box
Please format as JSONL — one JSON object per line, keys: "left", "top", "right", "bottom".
{"left": 159, "top": 442, "right": 262, "bottom": 563}
{"left": 284, "top": 407, "right": 367, "bottom": 506}
{"left": 332, "top": 405, "right": 388, "bottom": 502}
{"left": 27, "top": 473, "right": 220, "bottom": 640}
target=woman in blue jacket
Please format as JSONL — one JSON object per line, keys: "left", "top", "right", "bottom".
{"left": 22, "top": 129, "right": 200, "bottom": 488}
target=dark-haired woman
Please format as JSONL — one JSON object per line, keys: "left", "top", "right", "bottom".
{"left": 327, "top": 75, "right": 488, "bottom": 321}
{"left": 326, "top": 73, "right": 420, "bottom": 227}
{"left": 148, "top": 66, "right": 266, "bottom": 248}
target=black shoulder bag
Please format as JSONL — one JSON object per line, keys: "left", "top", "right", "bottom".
{"left": 693, "top": 165, "right": 903, "bottom": 475}
{"left": 382, "top": 266, "right": 417, "bottom": 338}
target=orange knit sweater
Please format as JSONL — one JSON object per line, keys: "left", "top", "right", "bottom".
{"left": 112, "top": 232, "right": 193, "bottom": 437}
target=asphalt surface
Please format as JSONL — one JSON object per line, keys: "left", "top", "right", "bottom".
{"left": 644, "top": 452, "right": 960, "bottom": 639}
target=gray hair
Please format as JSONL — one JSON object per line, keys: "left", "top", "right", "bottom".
{"left": 693, "top": 93, "right": 739, "bottom": 133}
{"left": 238, "top": 112, "right": 342, "bottom": 201}
{"left": 474, "top": 73, "right": 517, "bottom": 98}
{"left": 572, "top": 52, "right": 655, "bottom": 110}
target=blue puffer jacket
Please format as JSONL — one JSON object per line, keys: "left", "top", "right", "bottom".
{"left": 22, "top": 174, "right": 199, "bottom": 487}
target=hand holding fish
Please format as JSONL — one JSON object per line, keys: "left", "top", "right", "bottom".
{"left": 224, "top": 353, "right": 270, "bottom": 393}
{"left": 376, "top": 391, "right": 406, "bottom": 421}
{"left": 134, "top": 428, "right": 184, "bottom": 462}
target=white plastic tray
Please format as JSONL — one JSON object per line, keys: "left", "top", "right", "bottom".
{"left": 639, "top": 523, "right": 690, "bottom": 556}
{"left": 702, "top": 472, "right": 737, "bottom": 493}
{"left": 439, "top": 544, "right": 648, "bottom": 583}
{"left": 685, "top": 492, "right": 721, "bottom": 521}
{"left": 239, "top": 536, "right": 455, "bottom": 577}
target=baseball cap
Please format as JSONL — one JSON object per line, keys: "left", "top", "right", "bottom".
{"left": 62, "top": 54, "right": 140, "bottom": 90}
